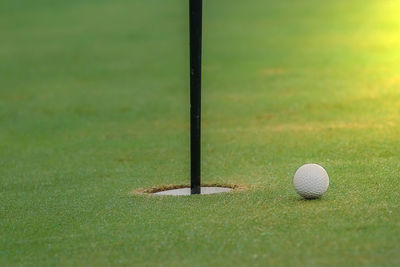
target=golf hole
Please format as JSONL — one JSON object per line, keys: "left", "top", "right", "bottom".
{"left": 132, "top": 184, "right": 243, "bottom": 196}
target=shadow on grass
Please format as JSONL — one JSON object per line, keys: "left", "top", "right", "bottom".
{"left": 288, "top": 195, "right": 327, "bottom": 203}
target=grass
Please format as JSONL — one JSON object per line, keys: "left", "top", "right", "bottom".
{"left": 1, "top": 0, "right": 400, "bottom": 265}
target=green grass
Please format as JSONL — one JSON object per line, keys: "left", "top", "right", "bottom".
{"left": 1, "top": 0, "right": 400, "bottom": 265}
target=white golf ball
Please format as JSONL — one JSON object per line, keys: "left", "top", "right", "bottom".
{"left": 293, "top": 163, "right": 329, "bottom": 199}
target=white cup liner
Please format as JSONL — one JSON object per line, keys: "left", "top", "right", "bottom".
{"left": 154, "top": 187, "right": 232, "bottom": 196}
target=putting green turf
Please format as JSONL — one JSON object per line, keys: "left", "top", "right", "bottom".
{"left": 1, "top": 0, "right": 400, "bottom": 265}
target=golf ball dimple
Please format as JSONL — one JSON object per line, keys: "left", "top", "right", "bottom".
{"left": 293, "top": 163, "right": 329, "bottom": 199}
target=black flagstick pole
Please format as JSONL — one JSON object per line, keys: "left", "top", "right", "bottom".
{"left": 189, "top": 0, "right": 202, "bottom": 194}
